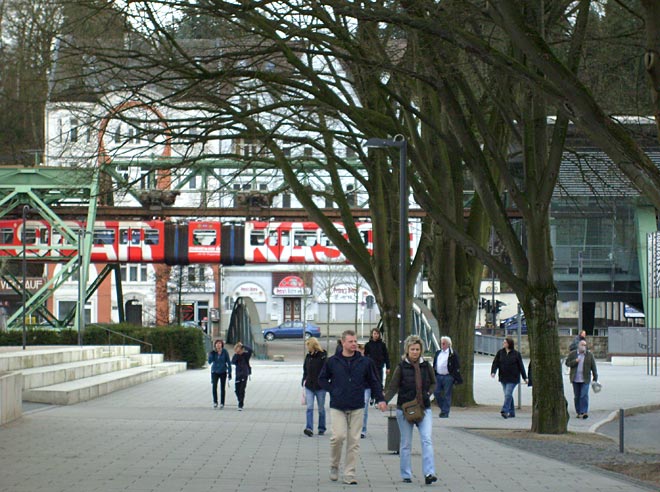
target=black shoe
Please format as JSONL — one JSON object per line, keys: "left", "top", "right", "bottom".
{"left": 304, "top": 428, "right": 313, "bottom": 437}
{"left": 439, "top": 413, "right": 448, "bottom": 418}
{"left": 425, "top": 474, "right": 438, "bottom": 485}
{"left": 403, "top": 478, "right": 412, "bottom": 483}
{"left": 318, "top": 430, "right": 325, "bottom": 435}
{"left": 360, "top": 433, "right": 366, "bottom": 438}
{"left": 582, "top": 413, "right": 589, "bottom": 419}
{"left": 501, "top": 412, "right": 508, "bottom": 419}
{"left": 508, "top": 413, "right": 515, "bottom": 418}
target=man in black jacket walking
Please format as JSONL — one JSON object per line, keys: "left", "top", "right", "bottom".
{"left": 319, "top": 330, "right": 387, "bottom": 485}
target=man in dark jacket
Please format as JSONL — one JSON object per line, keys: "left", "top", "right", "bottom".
{"left": 565, "top": 339, "right": 598, "bottom": 419}
{"left": 432, "top": 336, "right": 461, "bottom": 418}
{"left": 319, "top": 330, "right": 387, "bottom": 485}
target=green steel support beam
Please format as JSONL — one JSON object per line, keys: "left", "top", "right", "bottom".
{"left": 0, "top": 167, "right": 100, "bottom": 333}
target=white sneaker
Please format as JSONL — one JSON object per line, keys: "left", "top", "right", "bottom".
{"left": 329, "top": 468, "right": 339, "bottom": 481}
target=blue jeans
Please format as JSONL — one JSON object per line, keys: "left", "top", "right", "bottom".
{"left": 500, "top": 382, "right": 518, "bottom": 416}
{"left": 362, "top": 388, "right": 371, "bottom": 434}
{"left": 396, "top": 407, "right": 435, "bottom": 480}
{"left": 572, "top": 382, "right": 590, "bottom": 415}
{"left": 434, "top": 374, "right": 455, "bottom": 415}
{"left": 305, "top": 388, "right": 327, "bottom": 433}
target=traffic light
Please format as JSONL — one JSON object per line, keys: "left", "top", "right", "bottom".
{"left": 485, "top": 300, "right": 492, "bottom": 313}
{"left": 480, "top": 297, "right": 488, "bottom": 310}
{"left": 494, "top": 300, "right": 504, "bottom": 313}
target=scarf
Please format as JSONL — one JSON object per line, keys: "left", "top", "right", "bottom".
{"left": 411, "top": 359, "right": 424, "bottom": 406}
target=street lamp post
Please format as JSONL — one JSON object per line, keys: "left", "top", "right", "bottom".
{"left": 366, "top": 135, "right": 408, "bottom": 356}
{"left": 21, "top": 205, "right": 30, "bottom": 350}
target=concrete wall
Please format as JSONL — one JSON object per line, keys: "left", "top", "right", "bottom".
{"left": 0, "top": 371, "right": 23, "bottom": 425}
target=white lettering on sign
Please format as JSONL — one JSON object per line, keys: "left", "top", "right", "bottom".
{"left": 0, "top": 277, "right": 45, "bottom": 293}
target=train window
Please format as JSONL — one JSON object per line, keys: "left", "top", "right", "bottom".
{"left": 145, "top": 229, "right": 159, "bottom": 245}
{"left": 319, "top": 232, "right": 333, "bottom": 247}
{"left": 361, "top": 231, "right": 369, "bottom": 244}
{"left": 20, "top": 228, "right": 37, "bottom": 244}
{"left": 192, "top": 229, "right": 217, "bottom": 246}
{"left": 93, "top": 229, "right": 115, "bottom": 245}
{"left": 39, "top": 228, "right": 49, "bottom": 245}
{"left": 250, "top": 230, "right": 265, "bottom": 246}
{"left": 0, "top": 228, "right": 14, "bottom": 244}
{"left": 268, "top": 230, "right": 278, "bottom": 246}
{"left": 294, "top": 230, "right": 317, "bottom": 247}
{"left": 281, "top": 230, "right": 290, "bottom": 246}
{"left": 120, "top": 229, "right": 128, "bottom": 245}
{"left": 131, "top": 230, "right": 141, "bottom": 245}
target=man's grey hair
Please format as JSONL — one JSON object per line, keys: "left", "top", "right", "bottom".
{"left": 341, "top": 330, "right": 356, "bottom": 340}
{"left": 441, "top": 336, "right": 452, "bottom": 348}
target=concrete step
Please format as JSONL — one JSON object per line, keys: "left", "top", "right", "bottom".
{"left": 0, "top": 346, "right": 141, "bottom": 371}
{"left": 20, "top": 356, "right": 132, "bottom": 390}
{"left": 129, "top": 353, "right": 165, "bottom": 367}
{"left": 22, "top": 362, "right": 185, "bottom": 405}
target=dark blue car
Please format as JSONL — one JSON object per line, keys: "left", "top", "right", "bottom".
{"left": 262, "top": 321, "right": 321, "bottom": 341}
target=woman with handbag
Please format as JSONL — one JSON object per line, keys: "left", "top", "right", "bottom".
{"left": 384, "top": 335, "right": 438, "bottom": 485}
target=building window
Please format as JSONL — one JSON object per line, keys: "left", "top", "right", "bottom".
{"left": 189, "top": 174, "right": 197, "bottom": 189}
{"left": 114, "top": 125, "right": 121, "bottom": 144}
{"left": 282, "top": 193, "right": 291, "bottom": 208}
{"left": 304, "top": 146, "right": 313, "bottom": 157}
{"left": 120, "top": 264, "right": 149, "bottom": 283}
{"left": 70, "top": 118, "right": 79, "bottom": 143}
{"left": 345, "top": 147, "right": 356, "bottom": 158}
{"left": 346, "top": 184, "right": 356, "bottom": 206}
{"left": 57, "top": 119, "right": 63, "bottom": 143}
{"left": 234, "top": 138, "right": 264, "bottom": 157}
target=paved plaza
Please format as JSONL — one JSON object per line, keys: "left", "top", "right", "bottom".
{"left": 0, "top": 352, "right": 659, "bottom": 491}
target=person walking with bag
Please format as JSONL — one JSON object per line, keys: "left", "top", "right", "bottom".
{"left": 302, "top": 337, "right": 327, "bottom": 436}
{"left": 384, "top": 335, "right": 438, "bottom": 485}
{"left": 490, "top": 337, "right": 527, "bottom": 419}
{"left": 208, "top": 339, "right": 232, "bottom": 409}
{"left": 231, "top": 342, "right": 252, "bottom": 411}
{"left": 565, "top": 339, "right": 598, "bottom": 419}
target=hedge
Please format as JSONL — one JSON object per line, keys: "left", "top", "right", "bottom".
{"left": 0, "top": 324, "right": 207, "bottom": 369}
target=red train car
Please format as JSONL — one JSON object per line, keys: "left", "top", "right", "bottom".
{"left": 0, "top": 218, "right": 410, "bottom": 266}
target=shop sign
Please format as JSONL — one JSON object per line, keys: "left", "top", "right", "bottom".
{"left": 273, "top": 275, "right": 311, "bottom": 296}
{"left": 0, "top": 277, "right": 45, "bottom": 294}
{"left": 234, "top": 282, "right": 268, "bottom": 302}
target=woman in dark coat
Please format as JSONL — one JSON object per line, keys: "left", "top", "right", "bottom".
{"left": 302, "top": 337, "right": 328, "bottom": 436}
{"left": 364, "top": 328, "right": 390, "bottom": 386}
{"left": 384, "top": 335, "right": 438, "bottom": 485}
{"left": 231, "top": 342, "right": 252, "bottom": 411}
{"left": 208, "top": 339, "right": 232, "bottom": 408}
{"left": 490, "top": 337, "right": 527, "bottom": 418}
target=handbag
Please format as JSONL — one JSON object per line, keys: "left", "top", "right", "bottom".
{"left": 401, "top": 399, "right": 424, "bottom": 423}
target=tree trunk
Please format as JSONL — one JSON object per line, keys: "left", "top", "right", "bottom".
{"left": 524, "top": 215, "right": 569, "bottom": 433}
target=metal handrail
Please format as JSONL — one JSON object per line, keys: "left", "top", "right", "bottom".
{"left": 90, "top": 325, "right": 154, "bottom": 368}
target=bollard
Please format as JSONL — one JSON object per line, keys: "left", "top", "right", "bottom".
{"left": 387, "top": 407, "right": 400, "bottom": 454}
{"left": 619, "top": 408, "right": 624, "bottom": 453}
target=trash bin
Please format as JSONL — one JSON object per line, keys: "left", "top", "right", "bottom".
{"left": 387, "top": 413, "right": 400, "bottom": 453}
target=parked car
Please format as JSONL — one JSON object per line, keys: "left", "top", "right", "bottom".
{"left": 500, "top": 314, "right": 527, "bottom": 334}
{"left": 262, "top": 321, "right": 321, "bottom": 341}
{"left": 172, "top": 320, "right": 199, "bottom": 329}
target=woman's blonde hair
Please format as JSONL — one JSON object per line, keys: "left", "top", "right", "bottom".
{"left": 306, "top": 337, "right": 322, "bottom": 352}
{"left": 403, "top": 335, "right": 424, "bottom": 359}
